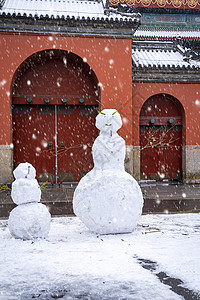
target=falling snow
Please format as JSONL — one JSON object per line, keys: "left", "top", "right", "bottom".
{"left": 0, "top": 79, "right": 7, "bottom": 87}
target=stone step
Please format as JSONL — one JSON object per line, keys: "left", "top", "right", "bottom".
{"left": 143, "top": 197, "right": 200, "bottom": 214}
{"left": 1, "top": 184, "right": 200, "bottom": 218}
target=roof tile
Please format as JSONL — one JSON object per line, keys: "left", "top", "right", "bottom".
{"left": 132, "top": 48, "right": 200, "bottom": 69}
{"left": 0, "top": 0, "right": 136, "bottom": 21}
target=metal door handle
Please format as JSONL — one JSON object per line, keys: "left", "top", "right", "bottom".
{"left": 48, "top": 141, "right": 53, "bottom": 147}
{"left": 59, "top": 142, "right": 65, "bottom": 148}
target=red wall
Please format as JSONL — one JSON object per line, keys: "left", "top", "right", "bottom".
{"left": 0, "top": 33, "right": 133, "bottom": 145}
{"left": 132, "top": 82, "right": 200, "bottom": 146}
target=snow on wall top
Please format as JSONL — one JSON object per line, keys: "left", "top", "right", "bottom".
{"left": 135, "top": 29, "right": 200, "bottom": 39}
{"left": 0, "top": 0, "right": 136, "bottom": 21}
{"left": 132, "top": 48, "right": 200, "bottom": 69}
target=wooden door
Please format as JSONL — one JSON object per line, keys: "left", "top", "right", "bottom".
{"left": 140, "top": 125, "right": 182, "bottom": 180}
{"left": 57, "top": 105, "right": 98, "bottom": 182}
{"left": 140, "top": 95, "right": 182, "bottom": 181}
{"left": 12, "top": 50, "right": 99, "bottom": 182}
{"left": 12, "top": 105, "right": 55, "bottom": 180}
{"left": 12, "top": 104, "right": 98, "bottom": 182}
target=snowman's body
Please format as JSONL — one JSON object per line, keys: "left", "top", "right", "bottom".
{"left": 73, "top": 109, "right": 143, "bottom": 234}
{"left": 8, "top": 163, "right": 51, "bottom": 240}
{"left": 92, "top": 134, "right": 125, "bottom": 171}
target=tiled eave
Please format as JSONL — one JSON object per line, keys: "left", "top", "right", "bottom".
{"left": 132, "top": 47, "right": 200, "bottom": 82}
{"left": 0, "top": 12, "right": 140, "bottom": 37}
{"left": 134, "top": 28, "right": 200, "bottom": 40}
{"left": 132, "top": 65, "right": 200, "bottom": 82}
{"left": 133, "top": 35, "right": 200, "bottom": 41}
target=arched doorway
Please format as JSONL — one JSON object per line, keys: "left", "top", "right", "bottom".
{"left": 140, "top": 94, "right": 183, "bottom": 181}
{"left": 12, "top": 50, "right": 100, "bottom": 183}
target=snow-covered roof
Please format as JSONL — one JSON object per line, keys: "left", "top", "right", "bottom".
{"left": 0, "top": 0, "right": 138, "bottom": 21}
{"left": 1, "top": 0, "right": 103, "bottom": 18}
{"left": 0, "top": 0, "right": 141, "bottom": 36}
{"left": 132, "top": 48, "right": 200, "bottom": 69}
{"left": 135, "top": 29, "right": 200, "bottom": 39}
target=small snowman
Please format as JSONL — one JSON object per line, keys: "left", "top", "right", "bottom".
{"left": 8, "top": 162, "right": 51, "bottom": 240}
{"left": 73, "top": 107, "right": 144, "bottom": 234}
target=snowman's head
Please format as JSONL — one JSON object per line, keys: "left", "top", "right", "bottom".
{"left": 13, "top": 162, "right": 36, "bottom": 180}
{"left": 95, "top": 109, "right": 122, "bottom": 134}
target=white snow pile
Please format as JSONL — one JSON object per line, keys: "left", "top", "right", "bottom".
{"left": 73, "top": 109, "right": 143, "bottom": 234}
{"left": 0, "top": 213, "right": 199, "bottom": 299}
{"left": 8, "top": 162, "right": 51, "bottom": 240}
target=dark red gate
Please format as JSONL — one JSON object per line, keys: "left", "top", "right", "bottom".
{"left": 12, "top": 104, "right": 97, "bottom": 182}
{"left": 12, "top": 50, "right": 99, "bottom": 182}
{"left": 140, "top": 94, "right": 183, "bottom": 181}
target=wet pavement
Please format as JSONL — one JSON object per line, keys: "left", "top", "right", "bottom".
{"left": 140, "top": 181, "right": 200, "bottom": 214}
{"left": 0, "top": 181, "right": 200, "bottom": 218}
{"left": 135, "top": 256, "right": 200, "bottom": 300}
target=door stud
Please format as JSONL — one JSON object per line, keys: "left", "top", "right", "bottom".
{"left": 27, "top": 98, "right": 32, "bottom": 103}
{"left": 44, "top": 98, "right": 50, "bottom": 104}
{"left": 62, "top": 98, "right": 67, "bottom": 104}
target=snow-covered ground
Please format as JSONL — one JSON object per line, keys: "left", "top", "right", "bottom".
{"left": 0, "top": 213, "right": 200, "bottom": 300}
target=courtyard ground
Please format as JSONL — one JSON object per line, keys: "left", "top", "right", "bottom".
{"left": 0, "top": 213, "right": 200, "bottom": 300}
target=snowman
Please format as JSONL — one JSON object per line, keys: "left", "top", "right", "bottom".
{"left": 8, "top": 162, "right": 51, "bottom": 240}
{"left": 73, "top": 108, "right": 143, "bottom": 234}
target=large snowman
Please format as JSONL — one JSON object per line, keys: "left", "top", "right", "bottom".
{"left": 73, "top": 108, "right": 143, "bottom": 234}
{"left": 8, "top": 162, "right": 51, "bottom": 240}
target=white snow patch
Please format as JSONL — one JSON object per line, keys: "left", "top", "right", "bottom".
{"left": 0, "top": 214, "right": 199, "bottom": 299}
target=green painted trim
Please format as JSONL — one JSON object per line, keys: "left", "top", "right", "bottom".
{"left": 140, "top": 24, "right": 200, "bottom": 29}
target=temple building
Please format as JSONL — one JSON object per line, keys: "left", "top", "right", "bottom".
{"left": 0, "top": 0, "right": 200, "bottom": 185}
{"left": 130, "top": 1, "right": 200, "bottom": 182}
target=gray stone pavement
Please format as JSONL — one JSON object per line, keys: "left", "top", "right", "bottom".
{"left": 0, "top": 181, "right": 200, "bottom": 218}
{"left": 140, "top": 181, "right": 200, "bottom": 214}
